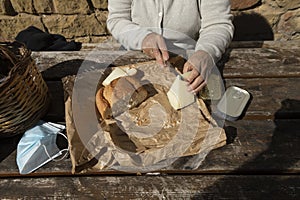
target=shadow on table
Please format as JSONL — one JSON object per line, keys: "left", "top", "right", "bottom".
{"left": 41, "top": 59, "right": 96, "bottom": 81}
{"left": 41, "top": 59, "right": 111, "bottom": 122}
{"left": 192, "top": 99, "right": 300, "bottom": 199}
{"left": 217, "top": 12, "right": 274, "bottom": 76}
{"left": 0, "top": 134, "right": 22, "bottom": 163}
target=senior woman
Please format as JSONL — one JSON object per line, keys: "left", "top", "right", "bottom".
{"left": 107, "top": 0, "right": 234, "bottom": 94}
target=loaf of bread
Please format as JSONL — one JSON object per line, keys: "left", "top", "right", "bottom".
{"left": 95, "top": 87, "right": 112, "bottom": 119}
{"left": 96, "top": 76, "right": 148, "bottom": 119}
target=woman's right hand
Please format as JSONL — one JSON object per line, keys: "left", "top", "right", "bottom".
{"left": 142, "top": 33, "right": 169, "bottom": 67}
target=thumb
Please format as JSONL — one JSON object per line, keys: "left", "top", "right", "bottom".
{"left": 157, "top": 37, "right": 169, "bottom": 61}
{"left": 161, "top": 50, "right": 169, "bottom": 61}
{"left": 183, "top": 61, "right": 192, "bottom": 74}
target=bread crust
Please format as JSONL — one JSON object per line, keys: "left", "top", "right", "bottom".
{"left": 96, "top": 76, "right": 148, "bottom": 119}
{"left": 95, "top": 87, "right": 112, "bottom": 119}
{"left": 124, "top": 76, "right": 148, "bottom": 108}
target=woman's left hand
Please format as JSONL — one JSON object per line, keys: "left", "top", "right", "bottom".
{"left": 183, "top": 50, "right": 215, "bottom": 94}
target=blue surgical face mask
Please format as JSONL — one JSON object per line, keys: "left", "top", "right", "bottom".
{"left": 16, "top": 121, "right": 69, "bottom": 175}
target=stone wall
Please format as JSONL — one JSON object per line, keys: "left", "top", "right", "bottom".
{"left": 0, "top": 0, "right": 299, "bottom": 43}
{"left": 0, "top": 0, "right": 109, "bottom": 43}
{"left": 231, "top": 0, "right": 300, "bottom": 41}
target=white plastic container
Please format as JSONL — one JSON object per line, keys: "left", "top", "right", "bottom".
{"left": 216, "top": 86, "right": 250, "bottom": 121}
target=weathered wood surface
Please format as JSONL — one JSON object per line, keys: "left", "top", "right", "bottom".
{"left": 43, "top": 77, "right": 300, "bottom": 122}
{"left": 0, "top": 175, "right": 299, "bottom": 199}
{"left": 33, "top": 41, "right": 300, "bottom": 122}
{"left": 226, "top": 78, "right": 300, "bottom": 119}
{"left": 80, "top": 40, "right": 300, "bottom": 50}
{"left": 32, "top": 44, "right": 300, "bottom": 81}
{"left": 0, "top": 41, "right": 299, "bottom": 198}
{"left": 1, "top": 119, "right": 299, "bottom": 176}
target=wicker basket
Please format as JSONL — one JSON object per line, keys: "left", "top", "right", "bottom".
{"left": 0, "top": 42, "right": 49, "bottom": 138}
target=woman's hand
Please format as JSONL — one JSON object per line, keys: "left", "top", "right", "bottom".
{"left": 142, "top": 33, "right": 169, "bottom": 67}
{"left": 183, "top": 50, "right": 215, "bottom": 94}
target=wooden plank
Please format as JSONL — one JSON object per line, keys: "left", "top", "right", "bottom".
{"left": 221, "top": 47, "right": 300, "bottom": 78}
{"left": 42, "top": 77, "right": 300, "bottom": 122}
{"left": 201, "top": 119, "right": 300, "bottom": 173}
{"left": 0, "top": 119, "right": 298, "bottom": 176}
{"left": 225, "top": 78, "right": 300, "bottom": 120}
{"left": 33, "top": 51, "right": 152, "bottom": 81}
{"left": 229, "top": 40, "right": 300, "bottom": 49}
{"left": 0, "top": 175, "right": 299, "bottom": 199}
{"left": 80, "top": 40, "right": 300, "bottom": 50}
{"left": 31, "top": 45, "right": 300, "bottom": 81}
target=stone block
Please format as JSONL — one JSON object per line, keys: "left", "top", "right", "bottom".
{"left": 10, "top": 0, "right": 35, "bottom": 13}
{"left": 95, "top": 10, "right": 108, "bottom": 24}
{"left": 96, "top": 10, "right": 108, "bottom": 33}
{"left": 275, "top": 0, "right": 300, "bottom": 10}
{"left": 42, "top": 14, "right": 107, "bottom": 38}
{"left": 91, "top": 0, "right": 108, "bottom": 9}
{"left": 254, "top": 3, "right": 283, "bottom": 27}
{"left": 33, "top": 0, "right": 54, "bottom": 14}
{"left": 53, "top": 0, "right": 90, "bottom": 14}
{"left": 231, "top": 0, "right": 261, "bottom": 11}
{"left": 0, "top": 14, "right": 44, "bottom": 40}
{"left": 277, "top": 9, "right": 300, "bottom": 40}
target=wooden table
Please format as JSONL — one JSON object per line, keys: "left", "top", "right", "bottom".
{"left": 0, "top": 41, "right": 299, "bottom": 199}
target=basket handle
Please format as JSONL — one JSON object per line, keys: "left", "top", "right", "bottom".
{"left": 0, "top": 44, "right": 19, "bottom": 65}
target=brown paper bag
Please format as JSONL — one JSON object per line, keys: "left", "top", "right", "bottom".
{"left": 63, "top": 61, "right": 226, "bottom": 174}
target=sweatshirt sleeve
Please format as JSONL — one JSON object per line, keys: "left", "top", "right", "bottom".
{"left": 195, "top": 0, "right": 234, "bottom": 63}
{"left": 107, "top": 0, "right": 152, "bottom": 50}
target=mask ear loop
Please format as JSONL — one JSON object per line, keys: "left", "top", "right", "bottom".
{"left": 42, "top": 132, "right": 69, "bottom": 162}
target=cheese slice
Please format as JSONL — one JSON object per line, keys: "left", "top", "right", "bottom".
{"left": 102, "top": 67, "right": 137, "bottom": 86}
{"left": 124, "top": 68, "right": 137, "bottom": 76}
{"left": 167, "top": 72, "right": 195, "bottom": 110}
{"left": 180, "top": 71, "right": 192, "bottom": 80}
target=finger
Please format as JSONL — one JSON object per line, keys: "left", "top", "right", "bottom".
{"left": 183, "top": 62, "right": 193, "bottom": 74}
{"left": 186, "top": 68, "right": 200, "bottom": 83}
{"left": 192, "top": 81, "right": 207, "bottom": 94}
{"left": 152, "top": 48, "right": 164, "bottom": 66}
{"left": 157, "top": 37, "right": 169, "bottom": 61}
{"left": 187, "top": 75, "right": 205, "bottom": 92}
{"left": 161, "top": 49, "right": 169, "bottom": 62}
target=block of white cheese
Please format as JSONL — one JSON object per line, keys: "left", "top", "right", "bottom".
{"left": 167, "top": 72, "right": 195, "bottom": 110}
{"left": 102, "top": 67, "right": 137, "bottom": 86}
